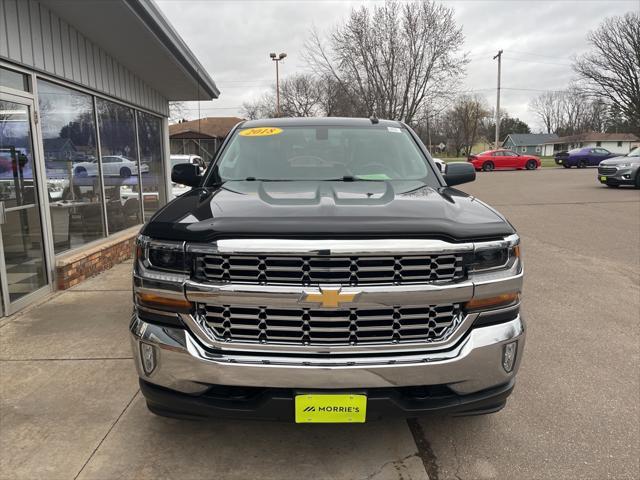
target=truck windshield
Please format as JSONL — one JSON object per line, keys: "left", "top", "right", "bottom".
{"left": 211, "top": 125, "right": 434, "bottom": 183}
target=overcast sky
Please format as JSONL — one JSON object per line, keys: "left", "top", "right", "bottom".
{"left": 156, "top": 0, "right": 638, "bottom": 131}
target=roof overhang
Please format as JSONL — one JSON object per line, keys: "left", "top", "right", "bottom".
{"left": 39, "top": 0, "right": 219, "bottom": 101}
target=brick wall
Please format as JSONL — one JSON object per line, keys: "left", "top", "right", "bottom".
{"left": 55, "top": 228, "right": 139, "bottom": 290}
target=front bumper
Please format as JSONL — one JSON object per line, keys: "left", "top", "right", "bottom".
{"left": 130, "top": 314, "right": 525, "bottom": 401}
{"left": 140, "top": 377, "right": 516, "bottom": 421}
{"left": 598, "top": 168, "right": 636, "bottom": 186}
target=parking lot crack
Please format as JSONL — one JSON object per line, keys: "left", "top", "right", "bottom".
{"left": 361, "top": 453, "right": 419, "bottom": 480}
{"left": 72, "top": 389, "right": 140, "bottom": 480}
{"left": 407, "top": 418, "right": 440, "bottom": 480}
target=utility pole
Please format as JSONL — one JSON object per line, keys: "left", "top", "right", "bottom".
{"left": 269, "top": 52, "right": 287, "bottom": 117}
{"left": 493, "top": 50, "right": 503, "bottom": 150}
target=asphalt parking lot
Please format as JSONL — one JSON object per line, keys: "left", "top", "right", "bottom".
{"left": 1, "top": 167, "right": 638, "bottom": 480}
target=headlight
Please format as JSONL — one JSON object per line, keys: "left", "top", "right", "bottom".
{"left": 617, "top": 163, "right": 631, "bottom": 168}
{"left": 467, "top": 235, "right": 520, "bottom": 272}
{"left": 136, "top": 235, "right": 186, "bottom": 272}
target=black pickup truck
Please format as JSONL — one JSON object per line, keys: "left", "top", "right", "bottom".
{"left": 131, "top": 117, "right": 525, "bottom": 423}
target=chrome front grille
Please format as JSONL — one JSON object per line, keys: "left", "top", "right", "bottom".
{"left": 194, "top": 253, "right": 464, "bottom": 285}
{"left": 598, "top": 166, "right": 617, "bottom": 175}
{"left": 198, "top": 303, "right": 462, "bottom": 346}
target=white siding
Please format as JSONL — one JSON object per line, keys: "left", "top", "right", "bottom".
{"left": 0, "top": 0, "right": 168, "bottom": 116}
{"left": 542, "top": 144, "right": 555, "bottom": 156}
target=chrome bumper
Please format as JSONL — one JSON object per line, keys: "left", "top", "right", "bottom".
{"left": 130, "top": 314, "right": 525, "bottom": 396}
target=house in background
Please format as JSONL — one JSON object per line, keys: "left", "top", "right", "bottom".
{"left": 169, "top": 117, "right": 243, "bottom": 164}
{"left": 502, "top": 133, "right": 559, "bottom": 156}
{"left": 541, "top": 132, "right": 640, "bottom": 156}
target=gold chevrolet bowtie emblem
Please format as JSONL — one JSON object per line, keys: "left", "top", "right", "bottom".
{"left": 301, "top": 288, "right": 358, "bottom": 308}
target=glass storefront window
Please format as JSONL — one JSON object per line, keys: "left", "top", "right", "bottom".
{"left": 0, "top": 101, "right": 47, "bottom": 302}
{"left": 96, "top": 99, "right": 142, "bottom": 234}
{"left": 37, "top": 80, "right": 105, "bottom": 253}
{"left": 0, "top": 67, "right": 30, "bottom": 92}
{"left": 136, "top": 112, "right": 164, "bottom": 219}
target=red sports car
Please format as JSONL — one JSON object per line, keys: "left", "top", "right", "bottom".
{"left": 468, "top": 149, "right": 541, "bottom": 171}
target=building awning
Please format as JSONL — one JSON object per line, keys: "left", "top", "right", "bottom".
{"left": 40, "top": 0, "right": 219, "bottom": 101}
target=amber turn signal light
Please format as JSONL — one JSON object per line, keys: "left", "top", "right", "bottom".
{"left": 465, "top": 292, "right": 519, "bottom": 311}
{"left": 136, "top": 292, "right": 192, "bottom": 313}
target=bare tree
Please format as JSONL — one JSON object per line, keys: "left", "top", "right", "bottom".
{"left": 241, "top": 91, "right": 277, "bottom": 120}
{"left": 438, "top": 94, "right": 489, "bottom": 156}
{"left": 169, "top": 101, "right": 187, "bottom": 123}
{"left": 573, "top": 12, "right": 640, "bottom": 132}
{"left": 454, "top": 94, "right": 490, "bottom": 156}
{"left": 279, "top": 74, "right": 324, "bottom": 117}
{"left": 529, "top": 91, "right": 564, "bottom": 134}
{"left": 530, "top": 88, "right": 612, "bottom": 135}
{"left": 304, "top": 0, "right": 467, "bottom": 124}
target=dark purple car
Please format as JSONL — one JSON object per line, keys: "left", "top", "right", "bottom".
{"left": 555, "top": 147, "right": 617, "bottom": 168}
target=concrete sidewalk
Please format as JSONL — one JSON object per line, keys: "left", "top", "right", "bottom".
{"left": 0, "top": 261, "right": 427, "bottom": 480}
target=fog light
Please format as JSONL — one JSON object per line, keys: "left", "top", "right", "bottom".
{"left": 140, "top": 343, "right": 156, "bottom": 375}
{"left": 502, "top": 341, "right": 517, "bottom": 372}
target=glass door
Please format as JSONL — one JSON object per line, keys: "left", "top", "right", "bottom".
{"left": 0, "top": 95, "right": 50, "bottom": 315}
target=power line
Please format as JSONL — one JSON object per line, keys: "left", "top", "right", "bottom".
{"left": 507, "top": 50, "right": 573, "bottom": 61}
{"left": 503, "top": 56, "right": 572, "bottom": 67}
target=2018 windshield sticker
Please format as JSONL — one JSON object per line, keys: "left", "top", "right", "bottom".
{"left": 239, "top": 127, "right": 283, "bottom": 137}
{"left": 387, "top": 127, "right": 401, "bottom": 133}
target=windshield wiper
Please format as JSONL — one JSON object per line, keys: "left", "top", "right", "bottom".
{"left": 322, "top": 176, "right": 387, "bottom": 182}
{"left": 240, "top": 176, "right": 388, "bottom": 182}
{"left": 242, "top": 177, "right": 295, "bottom": 182}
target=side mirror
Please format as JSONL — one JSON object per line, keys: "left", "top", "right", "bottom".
{"left": 171, "top": 163, "right": 201, "bottom": 187}
{"left": 444, "top": 162, "right": 476, "bottom": 187}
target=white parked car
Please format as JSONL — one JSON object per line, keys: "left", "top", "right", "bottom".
{"left": 74, "top": 155, "right": 149, "bottom": 178}
{"left": 170, "top": 154, "right": 205, "bottom": 172}
{"left": 433, "top": 157, "right": 446, "bottom": 173}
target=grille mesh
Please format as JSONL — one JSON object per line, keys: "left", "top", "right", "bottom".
{"left": 198, "top": 303, "right": 462, "bottom": 346}
{"left": 194, "top": 254, "right": 464, "bottom": 285}
{"left": 598, "top": 166, "right": 617, "bottom": 175}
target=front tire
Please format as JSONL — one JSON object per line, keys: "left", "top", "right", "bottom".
{"left": 606, "top": 184, "right": 619, "bottom": 188}
{"left": 482, "top": 161, "right": 495, "bottom": 172}
{"left": 563, "top": 163, "right": 571, "bottom": 169}
{"left": 525, "top": 160, "right": 537, "bottom": 170}
{"left": 577, "top": 160, "right": 587, "bottom": 168}
{"left": 635, "top": 172, "right": 640, "bottom": 188}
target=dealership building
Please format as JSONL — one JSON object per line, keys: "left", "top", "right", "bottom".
{"left": 0, "top": 0, "right": 218, "bottom": 316}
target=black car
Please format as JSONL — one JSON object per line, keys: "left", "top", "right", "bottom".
{"left": 131, "top": 118, "right": 525, "bottom": 422}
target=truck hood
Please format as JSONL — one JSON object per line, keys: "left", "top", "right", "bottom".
{"left": 142, "top": 180, "right": 515, "bottom": 242}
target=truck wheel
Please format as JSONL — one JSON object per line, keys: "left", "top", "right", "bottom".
{"left": 578, "top": 160, "right": 587, "bottom": 168}
{"left": 120, "top": 167, "right": 132, "bottom": 178}
{"left": 74, "top": 167, "right": 87, "bottom": 177}
{"left": 482, "top": 162, "right": 494, "bottom": 172}
{"left": 563, "top": 164, "right": 571, "bottom": 169}
{"left": 525, "top": 160, "right": 537, "bottom": 170}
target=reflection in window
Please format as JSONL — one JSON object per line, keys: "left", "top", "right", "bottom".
{"left": 137, "top": 112, "right": 164, "bottom": 219}
{"left": 96, "top": 99, "right": 142, "bottom": 234}
{"left": 0, "top": 66, "right": 30, "bottom": 92}
{"left": 0, "top": 101, "right": 47, "bottom": 301}
{"left": 37, "top": 80, "right": 105, "bottom": 253}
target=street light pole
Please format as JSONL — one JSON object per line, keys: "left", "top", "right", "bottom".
{"left": 493, "top": 50, "right": 503, "bottom": 150}
{"left": 270, "top": 52, "right": 287, "bottom": 117}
